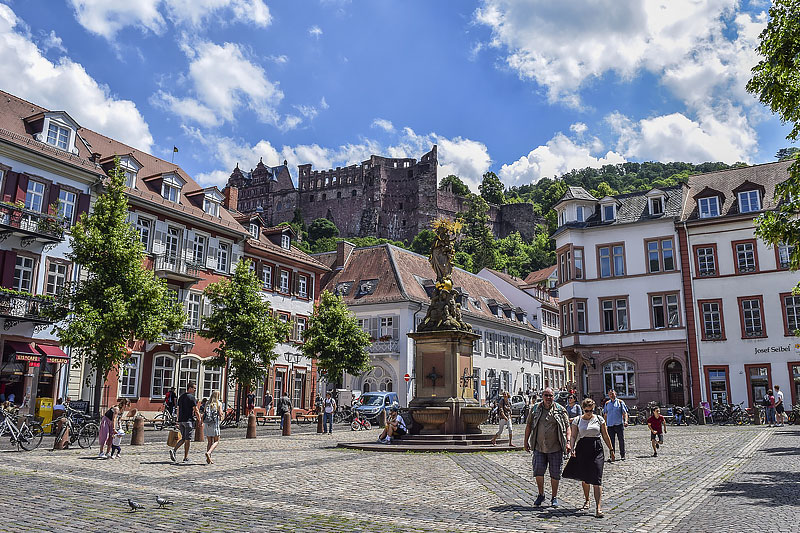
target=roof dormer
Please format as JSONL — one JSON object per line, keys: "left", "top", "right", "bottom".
{"left": 25, "top": 111, "right": 81, "bottom": 154}
{"left": 599, "top": 196, "right": 620, "bottom": 222}
{"left": 732, "top": 180, "right": 766, "bottom": 214}
{"left": 645, "top": 188, "right": 666, "bottom": 217}
{"left": 160, "top": 172, "right": 185, "bottom": 203}
{"left": 693, "top": 186, "right": 724, "bottom": 219}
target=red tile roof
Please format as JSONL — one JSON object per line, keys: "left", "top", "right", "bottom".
{"left": 523, "top": 265, "right": 557, "bottom": 285}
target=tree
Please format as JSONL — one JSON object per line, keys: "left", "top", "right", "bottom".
{"left": 746, "top": 0, "right": 800, "bottom": 293}
{"left": 410, "top": 229, "right": 435, "bottom": 256}
{"left": 48, "top": 159, "right": 185, "bottom": 415}
{"left": 479, "top": 171, "right": 505, "bottom": 205}
{"left": 457, "top": 194, "right": 498, "bottom": 273}
{"left": 301, "top": 290, "right": 371, "bottom": 387}
{"left": 592, "top": 181, "right": 615, "bottom": 198}
{"left": 439, "top": 174, "right": 470, "bottom": 196}
{"left": 202, "top": 258, "right": 290, "bottom": 413}
{"left": 308, "top": 218, "right": 339, "bottom": 243}
{"left": 776, "top": 147, "right": 800, "bottom": 161}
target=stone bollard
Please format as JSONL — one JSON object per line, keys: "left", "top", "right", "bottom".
{"left": 246, "top": 412, "right": 257, "bottom": 438}
{"left": 195, "top": 418, "right": 205, "bottom": 442}
{"left": 317, "top": 412, "right": 324, "bottom": 434}
{"left": 53, "top": 419, "right": 69, "bottom": 450}
{"left": 130, "top": 416, "right": 145, "bottom": 445}
{"left": 696, "top": 406, "right": 706, "bottom": 425}
{"left": 378, "top": 409, "right": 387, "bottom": 428}
{"left": 282, "top": 412, "right": 292, "bottom": 436}
{"left": 752, "top": 406, "right": 762, "bottom": 425}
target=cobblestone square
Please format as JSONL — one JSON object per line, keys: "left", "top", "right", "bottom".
{"left": 0, "top": 424, "right": 796, "bottom": 532}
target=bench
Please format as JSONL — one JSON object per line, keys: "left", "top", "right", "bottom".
{"left": 256, "top": 414, "right": 282, "bottom": 426}
{"left": 294, "top": 410, "right": 318, "bottom": 424}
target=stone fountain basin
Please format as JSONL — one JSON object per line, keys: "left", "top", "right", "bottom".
{"left": 411, "top": 407, "right": 450, "bottom": 433}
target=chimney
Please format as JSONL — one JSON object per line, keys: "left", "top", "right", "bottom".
{"left": 335, "top": 240, "right": 355, "bottom": 270}
{"left": 222, "top": 185, "right": 239, "bottom": 211}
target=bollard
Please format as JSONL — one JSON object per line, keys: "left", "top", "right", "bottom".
{"left": 282, "top": 412, "right": 292, "bottom": 436}
{"left": 752, "top": 405, "right": 762, "bottom": 425}
{"left": 378, "top": 409, "right": 387, "bottom": 428}
{"left": 696, "top": 406, "right": 706, "bottom": 425}
{"left": 53, "top": 419, "right": 69, "bottom": 450}
{"left": 247, "top": 412, "right": 257, "bottom": 438}
{"left": 195, "top": 418, "right": 205, "bottom": 442}
{"left": 317, "top": 413, "right": 324, "bottom": 434}
{"left": 130, "top": 416, "right": 145, "bottom": 445}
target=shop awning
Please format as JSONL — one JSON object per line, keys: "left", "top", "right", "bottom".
{"left": 36, "top": 344, "right": 70, "bottom": 364}
{"left": 5, "top": 341, "right": 37, "bottom": 358}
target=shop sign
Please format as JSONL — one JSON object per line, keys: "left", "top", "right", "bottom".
{"left": 15, "top": 353, "right": 68, "bottom": 364}
{"left": 754, "top": 345, "right": 791, "bottom": 355}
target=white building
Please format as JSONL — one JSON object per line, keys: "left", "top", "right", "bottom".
{"left": 315, "top": 242, "right": 545, "bottom": 406}
{"left": 553, "top": 185, "right": 690, "bottom": 406}
{"left": 679, "top": 161, "right": 800, "bottom": 407}
{"left": 478, "top": 267, "right": 567, "bottom": 390}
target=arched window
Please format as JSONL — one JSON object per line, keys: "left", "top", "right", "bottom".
{"left": 362, "top": 366, "right": 393, "bottom": 392}
{"left": 178, "top": 357, "right": 200, "bottom": 395}
{"left": 151, "top": 354, "right": 175, "bottom": 398}
{"left": 603, "top": 361, "right": 636, "bottom": 398}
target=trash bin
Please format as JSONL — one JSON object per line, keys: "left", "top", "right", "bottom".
{"left": 35, "top": 397, "right": 54, "bottom": 427}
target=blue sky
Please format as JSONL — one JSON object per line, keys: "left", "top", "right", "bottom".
{"left": 0, "top": 0, "right": 790, "bottom": 192}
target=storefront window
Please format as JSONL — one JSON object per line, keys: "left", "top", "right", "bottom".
{"left": 178, "top": 358, "right": 200, "bottom": 395}
{"left": 202, "top": 366, "right": 222, "bottom": 398}
{"left": 274, "top": 369, "right": 286, "bottom": 398}
{"left": 708, "top": 369, "right": 728, "bottom": 404}
{"left": 748, "top": 366, "right": 769, "bottom": 405}
{"left": 792, "top": 364, "right": 800, "bottom": 406}
{"left": 151, "top": 355, "right": 174, "bottom": 398}
{"left": 119, "top": 355, "right": 139, "bottom": 397}
{"left": 603, "top": 361, "right": 636, "bottom": 398}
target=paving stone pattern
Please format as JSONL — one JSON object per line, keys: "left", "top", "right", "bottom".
{"left": 0, "top": 424, "right": 794, "bottom": 532}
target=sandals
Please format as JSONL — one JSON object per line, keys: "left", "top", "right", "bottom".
{"left": 596, "top": 508, "right": 604, "bottom": 518}
{"left": 581, "top": 499, "right": 590, "bottom": 510}
{"left": 205, "top": 452, "right": 211, "bottom": 464}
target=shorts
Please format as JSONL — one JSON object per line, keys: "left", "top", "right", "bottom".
{"left": 394, "top": 427, "right": 407, "bottom": 437}
{"left": 650, "top": 432, "right": 664, "bottom": 443}
{"left": 776, "top": 404, "right": 785, "bottom": 414}
{"left": 532, "top": 450, "right": 564, "bottom": 480}
{"left": 178, "top": 421, "right": 194, "bottom": 441}
{"left": 495, "top": 418, "right": 513, "bottom": 437}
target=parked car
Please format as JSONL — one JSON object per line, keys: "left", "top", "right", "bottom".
{"left": 353, "top": 392, "right": 400, "bottom": 422}
{"left": 510, "top": 395, "right": 527, "bottom": 422}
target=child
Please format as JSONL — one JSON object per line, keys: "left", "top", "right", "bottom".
{"left": 110, "top": 429, "right": 125, "bottom": 458}
{"left": 647, "top": 407, "right": 666, "bottom": 457}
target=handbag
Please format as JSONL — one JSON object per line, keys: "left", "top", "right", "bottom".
{"left": 561, "top": 455, "right": 581, "bottom": 480}
{"left": 167, "top": 428, "right": 180, "bottom": 447}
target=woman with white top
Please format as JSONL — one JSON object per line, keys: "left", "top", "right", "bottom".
{"left": 569, "top": 398, "right": 615, "bottom": 518}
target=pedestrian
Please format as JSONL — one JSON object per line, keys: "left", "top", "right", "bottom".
{"left": 264, "top": 390, "right": 273, "bottom": 415}
{"left": 246, "top": 391, "right": 256, "bottom": 416}
{"left": 566, "top": 395, "right": 581, "bottom": 420}
{"left": 491, "top": 390, "right": 514, "bottom": 447}
{"left": 524, "top": 387, "right": 572, "bottom": 507}
{"left": 204, "top": 390, "right": 224, "bottom": 464}
{"left": 764, "top": 389, "right": 776, "bottom": 427}
{"left": 647, "top": 406, "right": 667, "bottom": 457}
{"left": 322, "top": 392, "right": 336, "bottom": 434}
{"left": 277, "top": 390, "right": 291, "bottom": 430}
{"left": 602, "top": 389, "right": 628, "bottom": 461}
{"left": 53, "top": 397, "right": 66, "bottom": 420}
{"left": 566, "top": 398, "right": 614, "bottom": 517}
{"left": 169, "top": 382, "right": 202, "bottom": 463}
{"left": 775, "top": 385, "right": 785, "bottom": 427}
{"left": 198, "top": 398, "right": 207, "bottom": 424}
{"left": 110, "top": 429, "right": 124, "bottom": 458}
{"left": 98, "top": 398, "right": 129, "bottom": 459}
{"left": 164, "top": 387, "right": 177, "bottom": 418}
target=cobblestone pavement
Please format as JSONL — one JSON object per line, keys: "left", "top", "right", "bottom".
{"left": 0, "top": 424, "right": 795, "bottom": 532}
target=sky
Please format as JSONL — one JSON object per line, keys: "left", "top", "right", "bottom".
{"left": 0, "top": 0, "right": 790, "bottom": 193}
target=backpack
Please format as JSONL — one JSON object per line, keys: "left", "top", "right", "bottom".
{"left": 762, "top": 395, "right": 772, "bottom": 407}
{"left": 205, "top": 404, "right": 220, "bottom": 424}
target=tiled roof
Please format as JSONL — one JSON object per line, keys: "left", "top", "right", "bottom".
{"left": 323, "top": 244, "right": 543, "bottom": 334}
{"left": 245, "top": 236, "right": 330, "bottom": 272}
{"left": 483, "top": 267, "right": 559, "bottom": 309}
{"left": 679, "top": 160, "right": 793, "bottom": 222}
{"left": 523, "top": 265, "right": 557, "bottom": 285}
{"left": 554, "top": 186, "right": 597, "bottom": 207}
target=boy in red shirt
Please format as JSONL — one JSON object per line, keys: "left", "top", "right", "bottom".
{"left": 647, "top": 407, "right": 666, "bottom": 457}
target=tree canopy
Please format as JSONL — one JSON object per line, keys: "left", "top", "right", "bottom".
{"left": 439, "top": 174, "right": 470, "bottom": 196}
{"left": 479, "top": 171, "right": 505, "bottom": 205}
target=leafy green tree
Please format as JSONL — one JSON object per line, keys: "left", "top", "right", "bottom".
{"left": 301, "top": 290, "right": 371, "bottom": 387}
{"left": 308, "top": 218, "right": 339, "bottom": 243}
{"left": 747, "top": 0, "right": 800, "bottom": 293}
{"left": 776, "top": 147, "right": 800, "bottom": 161}
{"left": 453, "top": 251, "right": 474, "bottom": 272}
{"left": 592, "top": 181, "right": 615, "bottom": 198}
{"left": 458, "top": 194, "right": 498, "bottom": 272}
{"left": 439, "top": 174, "right": 470, "bottom": 196}
{"left": 410, "top": 229, "right": 435, "bottom": 256}
{"left": 48, "top": 159, "right": 185, "bottom": 415}
{"left": 202, "top": 258, "right": 290, "bottom": 413}
{"left": 479, "top": 171, "right": 506, "bottom": 205}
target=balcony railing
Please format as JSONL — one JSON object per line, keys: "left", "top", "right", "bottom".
{"left": 367, "top": 338, "right": 400, "bottom": 354}
{"left": 0, "top": 290, "right": 55, "bottom": 328}
{"left": 153, "top": 254, "right": 201, "bottom": 283}
{"left": 0, "top": 201, "right": 67, "bottom": 242}
{"left": 164, "top": 326, "right": 197, "bottom": 345}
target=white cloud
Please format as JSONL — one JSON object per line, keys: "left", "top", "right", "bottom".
{"left": 67, "top": 0, "right": 270, "bottom": 39}
{"left": 40, "top": 30, "right": 66, "bottom": 54}
{"left": 268, "top": 54, "right": 289, "bottom": 64}
{"left": 154, "top": 40, "right": 283, "bottom": 127}
{"left": 0, "top": 4, "right": 153, "bottom": 150}
{"left": 308, "top": 25, "right": 323, "bottom": 38}
{"left": 569, "top": 122, "right": 587, "bottom": 136}
{"left": 498, "top": 131, "right": 624, "bottom": 186}
{"left": 371, "top": 118, "right": 394, "bottom": 132}
{"left": 607, "top": 109, "right": 757, "bottom": 164}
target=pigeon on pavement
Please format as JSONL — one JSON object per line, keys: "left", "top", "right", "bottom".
{"left": 128, "top": 499, "right": 144, "bottom": 512}
{"left": 156, "top": 496, "right": 174, "bottom": 508}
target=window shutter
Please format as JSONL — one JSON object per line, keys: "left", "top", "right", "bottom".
{"left": 76, "top": 193, "right": 90, "bottom": 219}
{"left": 183, "top": 230, "right": 195, "bottom": 263}
{"left": 126, "top": 211, "right": 137, "bottom": 225}
{"left": 206, "top": 237, "right": 218, "bottom": 270}
{"left": 48, "top": 184, "right": 60, "bottom": 214}
{"left": 1, "top": 171, "right": 18, "bottom": 201}
{"left": 15, "top": 173, "right": 29, "bottom": 204}
{"left": 369, "top": 317, "right": 379, "bottom": 339}
{"left": 293, "top": 272, "right": 299, "bottom": 296}
{"left": 0, "top": 250, "right": 15, "bottom": 289}
{"left": 230, "top": 248, "right": 242, "bottom": 272}
{"left": 392, "top": 315, "right": 399, "bottom": 339}
{"left": 292, "top": 316, "right": 298, "bottom": 341}
{"left": 152, "top": 221, "right": 167, "bottom": 255}
{"left": 305, "top": 370, "right": 313, "bottom": 410}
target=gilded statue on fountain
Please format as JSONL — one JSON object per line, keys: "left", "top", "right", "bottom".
{"left": 417, "top": 219, "right": 472, "bottom": 332}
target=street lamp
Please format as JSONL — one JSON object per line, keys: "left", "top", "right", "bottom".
{"left": 284, "top": 351, "right": 302, "bottom": 407}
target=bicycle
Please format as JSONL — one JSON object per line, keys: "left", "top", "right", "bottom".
{"left": 48, "top": 408, "right": 100, "bottom": 448}
{"left": 350, "top": 411, "right": 372, "bottom": 431}
{"left": 0, "top": 410, "right": 42, "bottom": 451}
{"left": 153, "top": 407, "right": 176, "bottom": 431}
{"left": 220, "top": 408, "right": 239, "bottom": 429}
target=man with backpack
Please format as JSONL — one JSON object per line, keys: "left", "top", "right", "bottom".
{"left": 322, "top": 392, "right": 336, "bottom": 434}
{"left": 277, "top": 390, "right": 292, "bottom": 430}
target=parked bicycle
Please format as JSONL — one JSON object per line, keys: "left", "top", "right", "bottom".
{"left": 350, "top": 411, "right": 372, "bottom": 431}
{"left": 333, "top": 404, "right": 353, "bottom": 425}
{"left": 42, "top": 406, "right": 99, "bottom": 448}
{"left": 220, "top": 408, "right": 240, "bottom": 429}
{"left": 153, "top": 405, "right": 176, "bottom": 431}
{"left": 0, "top": 409, "right": 42, "bottom": 451}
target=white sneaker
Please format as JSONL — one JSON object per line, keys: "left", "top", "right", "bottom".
{"left": 98, "top": 452, "right": 106, "bottom": 459}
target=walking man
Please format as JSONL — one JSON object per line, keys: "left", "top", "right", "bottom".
{"left": 603, "top": 388, "right": 628, "bottom": 461}
{"left": 170, "top": 382, "right": 202, "bottom": 463}
{"left": 775, "top": 385, "right": 785, "bottom": 427}
{"left": 323, "top": 392, "right": 336, "bottom": 434}
{"left": 490, "top": 390, "right": 514, "bottom": 446}
{"left": 277, "top": 390, "right": 291, "bottom": 430}
{"left": 524, "top": 387, "right": 572, "bottom": 507}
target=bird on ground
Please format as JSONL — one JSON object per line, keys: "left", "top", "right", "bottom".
{"left": 156, "top": 496, "right": 174, "bottom": 508}
{"left": 127, "top": 499, "right": 144, "bottom": 512}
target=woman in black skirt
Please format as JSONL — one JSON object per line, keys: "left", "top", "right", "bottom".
{"left": 569, "top": 398, "right": 615, "bottom": 517}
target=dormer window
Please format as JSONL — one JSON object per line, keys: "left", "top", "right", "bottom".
{"left": 576, "top": 206, "right": 584, "bottom": 222}
{"left": 738, "top": 190, "right": 761, "bottom": 213}
{"left": 203, "top": 197, "right": 220, "bottom": 217}
{"left": 249, "top": 223, "right": 260, "bottom": 239}
{"left": 650, "top": 197, "right": 664, "bottom": 215}
{"left": 281, "top": 234, "right": 291, "bottom": 250}
{"left": 602, "top": 204, "right": 615, "bottom": 222}
{"left": 698, "top": 197, "right": 719, "bottom": 218}
{"left": 118, "top": 156, "right": 141, "bottom": 189}
{"left": 47, "top": 123, "right": 70, "bottom": 150}
{"left": 161, "top": 173, "right": 184, "bottom": 203}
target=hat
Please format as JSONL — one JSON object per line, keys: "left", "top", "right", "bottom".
{"left": 390, "top": 405, "right": 399, "bottom": 412}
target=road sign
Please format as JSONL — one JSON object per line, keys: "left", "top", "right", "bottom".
{"left": 404, "top": 373, "right": 411, "bottom": 382}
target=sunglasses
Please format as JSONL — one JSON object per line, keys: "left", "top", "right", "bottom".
{"left": 543, "top": 394, "right": 554, "bottom": 398}
{"left": 584, "top": 408, "right": 594, "bottom": 412}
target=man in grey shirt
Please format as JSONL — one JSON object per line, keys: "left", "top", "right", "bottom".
{"left": 524, "top": 387, "right": 571, "bottom": 507}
